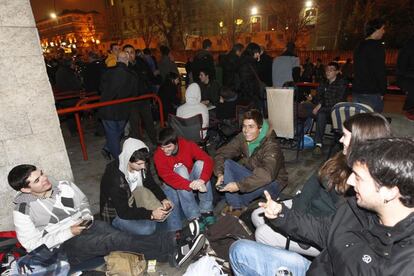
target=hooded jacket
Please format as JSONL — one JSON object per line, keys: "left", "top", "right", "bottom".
{"left": 100, "top": 138, "right": 166, "bottom": 222}
{"left": 176, "top": 83, "right": 209, "bottom": 138}
{"left": 214, "top": 122, "right": 289, "bottom": 193}
{"left": 270, "top": 198, "right": 414, "bottom": 275}
{"left": 12, "top": 180, "right": 92, "bottom": 252}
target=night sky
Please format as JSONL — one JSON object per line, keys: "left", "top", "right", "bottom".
{"left": 30, "top": 0, "right": 105, "bottom": 21}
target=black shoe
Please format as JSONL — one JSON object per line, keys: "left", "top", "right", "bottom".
{"left": 175, "top": 234, "right": 206, "bottom": 267}
{"left": 100, "top": 148, "right": 112, "bottom": 160}
{"left": 181, "top": 219, "right": 200, "bottom": 243}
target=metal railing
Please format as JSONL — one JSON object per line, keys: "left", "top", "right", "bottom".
{"left": 57, "top": 94, "right": 164, "bottom": 160}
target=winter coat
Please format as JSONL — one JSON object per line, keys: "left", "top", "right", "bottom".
{"left": 397, "top": 36, "right": 414, "bottom": 92}
{"left": 270, "top": 198, "right": 414, "bottom": 276}
{"left": 238, "top": 55, "right": 261, "bottom": 105}
{"left": 191, "top": 49, "right": 215, "bottom": 83}
{"left": 214, "top": 129, "right": 288, "bottom": 193}
{"left": 353, "top": 39, "right": 387, "bottom": 95}
{"left": 100, "top": 139, "right": 166, "bottom": 222}
{"left": 98, "top": 62, "right": 137, "bottom": 121}
{"left": 159, "top": 55, "right": 179, "bottom": 82}
{"left": 177, "top": 83, "right": 209, "bottom": 138}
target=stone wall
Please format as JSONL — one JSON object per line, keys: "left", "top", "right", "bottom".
{"left": 0, "top": 0, "right": 72, "bottom": 230}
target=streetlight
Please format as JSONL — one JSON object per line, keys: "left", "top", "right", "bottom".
{"left": 251, "top": 6, "right": 258, "bottom": 15}
{"left": 50, "top": 12, "right": 57, "bottom": 19}
{"left": 305, "top": 1, "right": 313, "bottom": 8}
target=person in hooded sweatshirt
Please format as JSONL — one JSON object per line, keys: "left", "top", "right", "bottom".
{"left": 214, "top": 109, "right": 289, "bottom": 216}
{"left": 100, "top": 138, "right": 174, "bottom": 235}
{"left": 176, "top": 83, "right": 209, "bottom": 138}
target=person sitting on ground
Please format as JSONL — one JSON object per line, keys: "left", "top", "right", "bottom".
{"left": 154, "top": 127, "right": 215, "bottom": 233}
{"left": 214, "top": 109, "right": 288, "bottom": 216}
{"left": 176, "top": 83, "right": 209, "bottom": 138}
{"left": 198, "top": 67, "right": 222, "bottom": 106}
{"left": 100, "top": 138, "right": 177, "bottom": 236}
{"left": 251, "top": 112, "right": 392, "bottom": 256}
{"left": 312, "top": 62, "right": 347, "bottom": 155}
{"left": 158, "top": 72, "right": 181, "bottom": 120}
{"left": 230, "top": 137, "right": 414, "bottom": 275}
{"left": 8, "top": 164, "right": 206, "bottom": 268}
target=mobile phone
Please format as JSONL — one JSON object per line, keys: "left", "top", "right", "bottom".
{"left": 216, "top": 183, "right": 226, "bottom": 191}
{"left": 79, "top": 219, "right": 93, "bottom": 229}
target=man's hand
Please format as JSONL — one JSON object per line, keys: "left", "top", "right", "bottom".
{"left": 189, "top": 179, "right": 206, "bottom": 192}
{"left": 71, "top": 221, "right": 86, "bottom": 236}
{"left": 161, "top": 199, "right": 173, "bottom": 211}
{"left": 312, "top": 104, "right": 321, "bottom": 115}
{"left": 152, "top": 207, "right": 169, "bottom": 220}
{"left": 258, "top": 190, "right": 282, "bottom": 219}
{"left": 215, "top": 175, "right": 224, "bottom": 187}
{"left": 220, "top": 182, "right": 239, "bottom": 192}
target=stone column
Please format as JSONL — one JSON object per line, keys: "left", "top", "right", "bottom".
{"left": 0, "top": 0, "right": 72, "bottom": 230}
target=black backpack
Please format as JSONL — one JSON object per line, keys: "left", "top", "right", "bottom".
{"left": 205, "top": 215, "right": 254, "bottom": 261}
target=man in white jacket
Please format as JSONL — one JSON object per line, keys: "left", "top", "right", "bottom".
{"left": 8, "top": 164, "right": 205, "bottom": 267}
{"left": 177, "top": 83, "right": 209, "bottom": 138}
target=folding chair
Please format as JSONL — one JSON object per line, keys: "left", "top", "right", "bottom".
{"left": 327, "top": 102, "right": 374, "bottom": 158}
{"left": 168, "top": 114, "right": 208, "bottom": 150}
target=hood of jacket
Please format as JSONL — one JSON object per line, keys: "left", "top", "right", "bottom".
{"left": 118, "top": 139, "right": 149, "bottom": 191}
{"left": 185, "top": 83, "right": 202, "bottom": 104}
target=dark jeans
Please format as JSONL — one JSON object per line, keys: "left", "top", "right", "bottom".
{"left": 129, "top": 101, "right": 157, "bottom": 144}
{"left": 223, "top": 160, "right": 282, "bottom": 208}
{"left": 102, "top": 120, "right": 126, "bottom": 159}
{"left": 59, "top": 221, "right": 174, "bottom": 266}
{"left": 314, "top": 111, "right": 330, "bottom": 145}
{"left": 353, "top": 93, "right": 383, "bottom": 113}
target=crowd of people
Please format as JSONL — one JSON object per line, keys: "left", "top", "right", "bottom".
{"left": 6, "top": 17, "right": 414, "bottom": 275}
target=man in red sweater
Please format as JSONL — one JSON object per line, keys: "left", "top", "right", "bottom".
{"left": 154, "top": 127, "right": 215, "bottom": 232}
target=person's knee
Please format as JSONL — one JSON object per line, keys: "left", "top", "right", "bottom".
{"left": 173, "top": 164, "right": 190, "bottom": 178}
{"left": 251, "top": 207, "right": 265, "bottom": 228}
{"left": 229, "top": 240, "right": 250, "bottom": 262}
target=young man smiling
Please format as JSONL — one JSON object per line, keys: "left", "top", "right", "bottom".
{"left": 230, "top": 137, "right": 414, "bottom": 275}
{"left": 214, "top": 109, "right": 288, "bottom": 215}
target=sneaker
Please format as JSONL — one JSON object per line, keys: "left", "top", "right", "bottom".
{"left": 312, "top": 146, "right": 322, "bottom": 155}
{"left": 175, "top": 234, "right": 206, "bottom": 267}
{"left": 181, "top": 219, "right": 200, "bottom": 243}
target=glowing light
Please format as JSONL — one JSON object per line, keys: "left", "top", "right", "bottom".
{"left": 95, "top": 39, "right": 100, "bottom": 44}
{"left": 251, "top": 7, "right": 258, "bottom": 15}
{"left": 305, "top": 1, "right": 313, "bottom": 8}
{"left": 50, "top": 12, "right": 57, "bottom": 19}
{"left": 219, "top": 21, "right": 224, "bottom": 28}
{"left": 235, "top": 18, "right": 243, "bottom": 25}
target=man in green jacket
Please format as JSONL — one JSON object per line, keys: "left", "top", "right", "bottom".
{"left": 214, "top": 109, "right": 288, "bottom": 214}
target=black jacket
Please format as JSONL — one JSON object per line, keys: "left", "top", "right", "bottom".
{"left": 221, "top": 51, "right": 241, "bottom": 88}
{"left": 192, "top": 49, "right": 215, "bottom": 83}
{"left": 353, "top": 39, "right": 387, "bottom": 95}
{"left": 238, "top": 55, "right": 261, "bottom": 105}
{"left": 98, "top": 62, "right": 137, "bottom": 121}
{"left": 397, "top": 36, "right": 414, "bottom": 91}
{"left": 100, "top": 160, "right": 167, "bottom": 221}
{"left": 270, "top": 198, "right": 414, "bottom": 275}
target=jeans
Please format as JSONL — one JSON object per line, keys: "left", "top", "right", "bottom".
{"left": 59, "top": 220, "right": 174, "bottom": 266}
{"left": 223, "top": 160, "right": 281, "bottom": 208}
{"left": 112, "top": 216, "right": 157, "bottom": 236}
{"left": 314, "top": 111, "right": 329, "bottom": 145}
{"left": 102, "top": 120, "right": 126, "bottom": 159}
{"left": 162, "top": 161, "right": 214, "bottom": 231}
{"left": 353, "top": 93, "right": 383, "bottom": 113}
{"left": 230, "top": 240, "right": 311, "bottom": 276}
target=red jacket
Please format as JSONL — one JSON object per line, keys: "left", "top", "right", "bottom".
{"left": 154, "top": 138, "right": 214, "bottom": 190}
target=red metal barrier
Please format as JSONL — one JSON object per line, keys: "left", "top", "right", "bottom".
{"left": 57, "top": 94, "right": 164, "bottom": 160}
